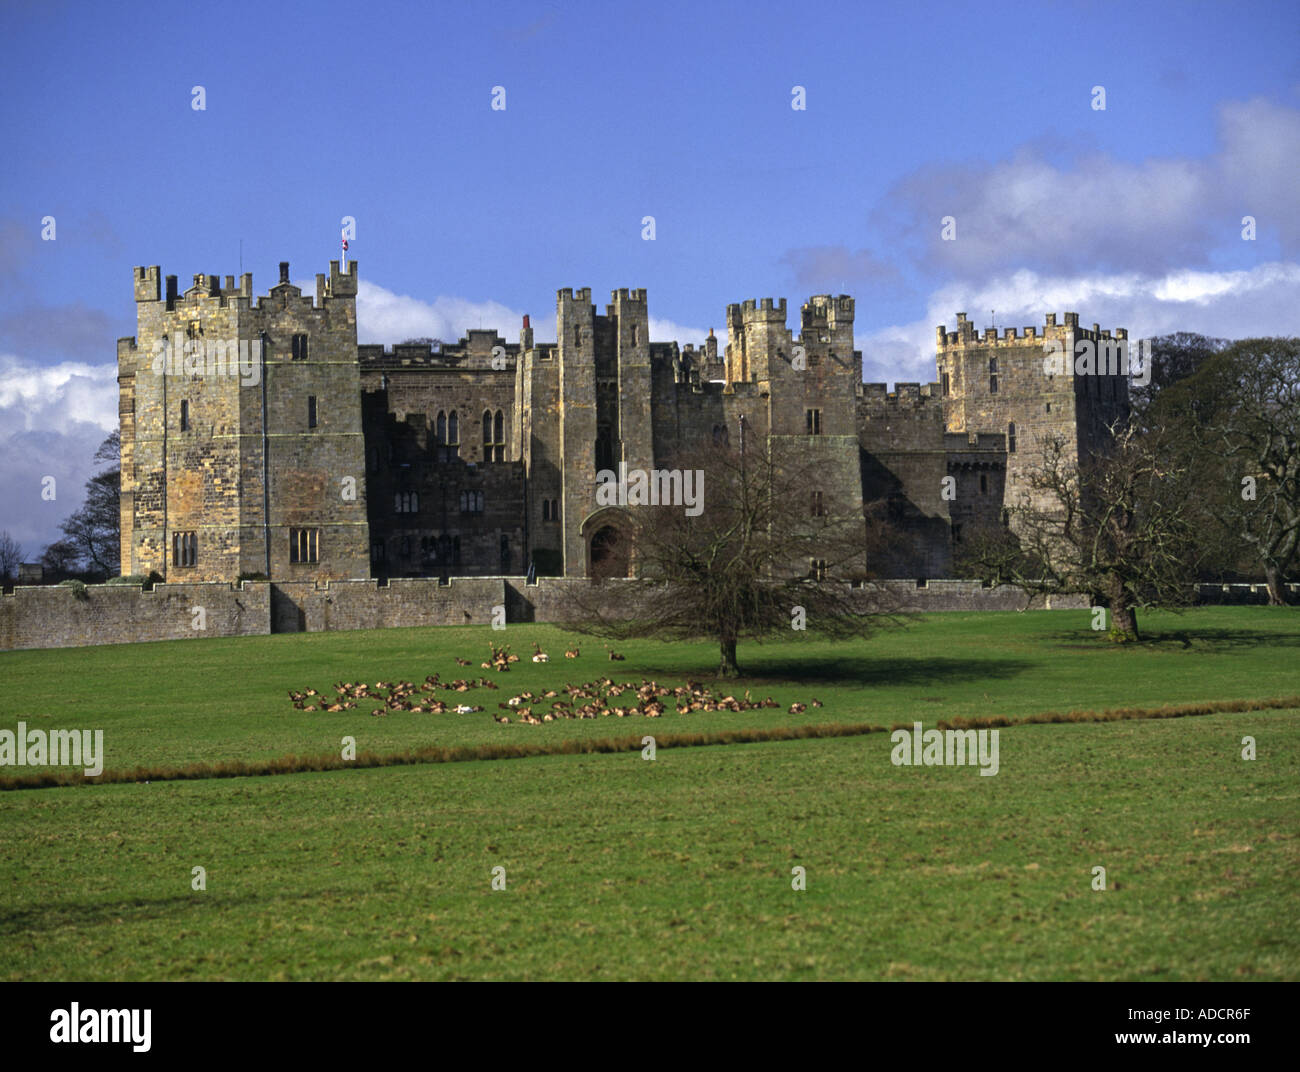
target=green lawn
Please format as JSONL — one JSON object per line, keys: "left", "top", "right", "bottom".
{"left": 1, "top": 606, "right": 1297, "bottom": 773}
{"left": 0, "top": 709, "right": 1295, "bottom": 980}
{"left": 0, "top": 607, "right": 1297, "bottom": 980}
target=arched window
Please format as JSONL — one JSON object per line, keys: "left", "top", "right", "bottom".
{"left": 448, "top": 410, "right": 459, "bottom": 444}
{"left": 1008, "top": 422, "right": 1017, "bottom": 453}
{"left": 483, "top": 410, "right": 492, "bottom": 451}
{"left": 542, "top": 499, "right": 550, "bottom": 521}
{"left": 436, "top": 411, "right": 447, "bottom": 444}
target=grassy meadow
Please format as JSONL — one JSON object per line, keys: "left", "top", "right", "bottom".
{"left": 0, "top": 606, "right": 1297, "bottom": 979}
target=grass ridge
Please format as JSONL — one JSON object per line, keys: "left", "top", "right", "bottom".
{"left": 2, "top": 693, "right": 1297, "bottom": 792}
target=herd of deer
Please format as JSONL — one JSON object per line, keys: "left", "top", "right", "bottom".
{"left": 287, "top": 642, "right": 820, "bottom": 722}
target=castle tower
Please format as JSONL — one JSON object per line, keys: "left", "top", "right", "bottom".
{"left": 611, "top": 288, "right": 652, "bottom": 474}
{"left": 119, "top": 260, "right": 370, "bottom": 582}
{"left": 936, "top": 311, "right": 1130, "bottom": 523}
{"left": 557, "top": 287, "right": 597, "bottom": 575}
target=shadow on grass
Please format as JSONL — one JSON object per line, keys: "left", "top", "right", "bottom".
{"left": 1043, "top": 627, "right": 1300, "bottom": 653}
{"left": 632, "top": 655, "right": 1034, "bottom": 688}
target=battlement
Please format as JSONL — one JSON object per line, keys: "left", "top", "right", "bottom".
{"left": 610, "top": 288, "right": 647, "bottom": 304}
{"left": 134, "top": 265, "right": 161, "bottom": 302}
{"left": 358, "top": 336, "right": 519, "bottom": 370}
{"left": 327, "top": 259, "right": 358, "bottom": 298}
{"left": 801, "top": 294, "right": 855, "bottom": 324}
{"left": 858, "top": 381, "right": 943, "bottom": 407}
{"left": 138, "top": 261, "right": 351, "bottom": 313}
{"left": 557, "top": 287, "right": 593, "bottom": 305}
{"left": 936, "top": 311, "right": 1127, "bottom": 348}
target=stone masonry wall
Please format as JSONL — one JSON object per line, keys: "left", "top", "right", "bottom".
{"left": 0, "top": 582, "right": 271, "bottom": 651}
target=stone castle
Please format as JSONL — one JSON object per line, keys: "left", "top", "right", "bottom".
{"left": 115, "top": 260, "right": 1131, "bottom": 585}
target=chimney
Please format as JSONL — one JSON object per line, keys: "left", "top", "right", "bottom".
{"left": 279, "top": 261, "right": 290, "bottom": 284}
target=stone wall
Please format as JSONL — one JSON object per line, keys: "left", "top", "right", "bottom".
{"left": 270, "top": 577, "right": 505, "bottom": 633}
{"left": 0, "top": 581, "right": 271, "bottom": 651}
{"left": 7, "top": 576, "right": 1287, "bottom": 652}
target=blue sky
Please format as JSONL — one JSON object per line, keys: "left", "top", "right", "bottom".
{"left": 1, "top": 0, "right": 1298, "bottom": 551}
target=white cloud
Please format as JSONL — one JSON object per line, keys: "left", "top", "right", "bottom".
{"left": 0, "top": 355, "right": 118, "bottom": 433}
{"left": 879, "top": 97, "right": 1300, "bottom": 275}
{"left": 351, "top": 279, "right": 714, "bottom": 348}
{"left": 859, "top": 262, "right": 1300, "bottom": 384}
{"left": 353, "top": 280, "right": 539, "bottom": 345}
{"left": 0, "top": 354, "right": 118, "bottom": 552}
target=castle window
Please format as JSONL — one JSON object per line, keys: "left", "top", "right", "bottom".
{"left": 1008, "top": 422, "right": 1017, "bottom": 453}
{"left": 1046, "top": 402, "right": 1051, "bottom": 413}
{"left": 395, "top": 491, "right": 419, "bottom": 514}
{"left": 291, "top": 334, "right": 308, "bottom": 361}
{"left": 810, "top": 559, "right": 828, "bottom": 581}
{"left": 308, "top": 395, "right": 317, "bottom": 428}
{"left": 811, "top": 490, "right": 825, "bottom": 517}
{"left": 989, "top": 374, "right": 998, "bottom": 394}
{"left": 989, "top": 357, "right": 998, "bottom": 373}
{"left": 483, "top": 409, "right": 505, "bottom": 462}
{"left": 372, "top": 542, "right": 385, "bottom": 564}
{"left": 459, "top": 490, "right": 484, "bottom": 515}
{"left": 595, "top": 426, "right": 614, "bottom": 471}
{"left": 436, "top": 410, "right": 458, "bottom": 462}
{"left": 542, "top": 499, "right": 550, "bottom": 521}
{"left": 805, "top": 408, "right": 822, "bottom": 435}
{"left": 180, "top": 400, "right": 189, "bottom": 432}
{"left": 941, "top": 372, "right": 950, "bottom": 396}
{"left": 629, "top": 324, "right": 638, "bottom": 346}
{"left": 980, "top": 474, "right": 988, "bottom": 495}
{"left": 290, "top": 528, "right": 319, "bottom": 564}
{"left": 573, "top": 325, "right": 582, "bottom": 348}
{"left": 712, "top": 424, "right": 730, "bottom": 447}
{"left": 500, "top": 534, "right": 510, "bottom": 573}
{"left": 172, "top": 531, "right": 197, "bottom": 568}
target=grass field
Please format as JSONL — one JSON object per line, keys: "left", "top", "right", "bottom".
{"left": 1, "top": 607, "right": 1297, "bottom": 980}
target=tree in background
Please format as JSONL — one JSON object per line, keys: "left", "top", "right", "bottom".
{"left": 561, "top": 438, "right": 902, "bottom": 676}
{"left": 959, "top": 421, "right": 1210, "bottom": 641}
{"left": 1161, "top": 338, "right": 1300, "bottom": 605}
{"left": 41, "top": 431, "right": 121, "bottom": 581}
{"left": 0, "top": 531, "right": 23, "bottom": 585}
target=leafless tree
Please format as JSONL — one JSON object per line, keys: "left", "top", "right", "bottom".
{"left": 960, "top": 421, "right": 1209, "bottom": 641}
{"left": 560, "top": 438, "right": 904, "bottom": 676}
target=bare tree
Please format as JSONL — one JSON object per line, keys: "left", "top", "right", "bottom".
{"left": 960, "top": 421, "right": 1208, "bottom": 641}
{"left": 561, "top": 438, "right": 902, "bottom": 676}
{"left": 53, "top": 431, "right": 121, "bottom": 580}
{"left": 0, "top": 531, "right": 23, "bottom": 584}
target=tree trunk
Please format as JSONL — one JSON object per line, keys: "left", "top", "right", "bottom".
{"left": 1104, "top": 575, "right": 1140, "bottom": 641}
{"left": 1264, "top": 564, "right": 1289, "bottom": 606}
{"left": 1110, "top": 598, "right": 1139, "bottom": 641}
{"left": 718, "top": 634, "right": 740, "bottom": 677}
